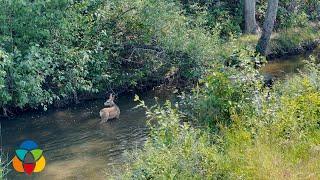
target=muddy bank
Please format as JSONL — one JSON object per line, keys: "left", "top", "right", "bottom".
{"left": 0, "top": 74, "right": 183, "bottom": 118}
{"left": 2, "top": 40, "right": 319, "bottom": 118}
{"left": 267, "top": 39, "right": 320, "bottom": 60}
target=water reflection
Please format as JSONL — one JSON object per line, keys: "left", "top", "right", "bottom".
{"left": 1, "top": 47, "right": 319, "bottom": 179}
{"left": 261, "top": 47, "right": 320, "bottom": 79}
{"left": 1, "top": 91, "right": 169, "bottom": 179}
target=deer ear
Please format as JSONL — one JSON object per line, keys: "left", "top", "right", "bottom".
{"left": 109, "top": 94, "right": 113, "bottom": 99}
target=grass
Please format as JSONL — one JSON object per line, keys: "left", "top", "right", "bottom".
{"left": 217, "top": 23, "right": 320, "bottom": 60}
{"left": 270, "top": 24, "right": 320, "bottom": 55}
{"left": 120, "top": 54, "right": 320, "bottom": 179}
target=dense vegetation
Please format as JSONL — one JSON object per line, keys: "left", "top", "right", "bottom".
{"left": 123, "top": 58, "right": 320, "bottom": 179}
{"left": 118, "top": 0, "right": 319, "bottom": 179}
{"left": 0, "top": 0, "right": 319, "bottom": 179}
{"left": 0, "top": 0, "right": 221, "bottom": 114}
{"left": 0, "top": 0, "right": 319, "bottom": 114}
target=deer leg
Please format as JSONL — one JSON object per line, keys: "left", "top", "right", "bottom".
{"left": 100, "top": 114, "right": 109, "bottom": 123}
{"left": 100, "top": 118, "right": 108, "bottom": 124}
{"left": 3, "top": 107, "right": 8, "bottom": 117}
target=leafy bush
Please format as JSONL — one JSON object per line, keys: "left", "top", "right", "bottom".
{"left": 277, "top": 8, "right": 309, "bottom": 29}
{"left": 257, "top": 0, "right": 319, "bottom": 30}
{"left": 0, "top": 0, "right": 220, "bottom": 111}
{"left": 225, "top": 58, "right": 320, "bottom": 178}
{"left": 178, "top": 0, "right": 243, "bottom": 38}
{"left": 180, "top": 47, "right": 265, "bottom": 130}
{"left": 122, "top": 97, "right": 227, "bottom": 179}
{"left": 269, "top": 25, "right": 320, "bottom": 55}
{"left": 122, "top": 53, "right": 320, "bottom": 179}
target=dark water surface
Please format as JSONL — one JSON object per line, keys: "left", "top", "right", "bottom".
{"left": 1, "top": 47, "right": 319, "bottom": 179}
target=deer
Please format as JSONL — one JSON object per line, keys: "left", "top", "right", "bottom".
{"left": 99, "top": 94, "right": 120, "bottom": 123}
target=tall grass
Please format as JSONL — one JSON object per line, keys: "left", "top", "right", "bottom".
{"left": 217, "top": 24, "right": 320, "bottom": 59}
{"left": 120, "top": 53, "right": 320, "bottom": 179}
{"left": 0, "top": 124, "right": 9, "bottom": 180}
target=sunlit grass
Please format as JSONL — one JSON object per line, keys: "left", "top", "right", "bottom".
{"left": 121, "top": 56, "right": 320, "bottom": 179}
{"left": 217, "top": 24, "right": 320, "bottom": 59}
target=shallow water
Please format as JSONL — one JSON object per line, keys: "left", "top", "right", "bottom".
{"left": 261, "top": 47, "right": 320, "bottom": 79}
{"left": 2, "top": 90, "right": 173, "bottom": 179}
{"left": 1, "top": 47, "right": 320, "bottom": 179}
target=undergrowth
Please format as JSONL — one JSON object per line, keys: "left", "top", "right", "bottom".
{"left": 120, "top": 53, "right": 320, "bottom": 179}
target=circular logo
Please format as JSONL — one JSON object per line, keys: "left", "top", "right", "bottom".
{"left": 12, "top": 140, "right": 46, "bottom": 175}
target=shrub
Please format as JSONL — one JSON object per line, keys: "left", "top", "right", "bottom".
{"left": 180, "top": 47, "right": 265, "bottom": 131}
{"left": 224, "top": 58, "right": 320, "bottom": 179}
{"left": 121, "top": 53, "right": 320, "bottom": 179}
{"left": 122, "top": 97, "right": 227, "bottom": 179}
{"left": 0, "top": 0, "right": 220, "bottom": 111}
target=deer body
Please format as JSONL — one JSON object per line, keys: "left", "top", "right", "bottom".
{"left": 100, "top": 94, "right": 120, "bottom": 123}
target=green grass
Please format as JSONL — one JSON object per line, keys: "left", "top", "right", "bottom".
{"left": 120, "top": 54, "right": 320, "bottom": 179}
{"left": 270, "top": 24, "right": 320, "bottom": 55}
{"left": 217, "top": 23, "right": 320, "bottom": 59}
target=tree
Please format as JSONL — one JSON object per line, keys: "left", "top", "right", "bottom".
{"left": 256, "top": 0, "right": 279, "bottom": 55}
{"left": 244, "top": 0, "right": 260, "bottom": 34}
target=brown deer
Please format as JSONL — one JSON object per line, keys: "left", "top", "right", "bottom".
{"left": 99, "top": 94, "right": 120, "bottom": 123}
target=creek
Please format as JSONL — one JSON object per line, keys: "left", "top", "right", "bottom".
{"left": 2, "top": 47, "right": 319, "bottom": 179}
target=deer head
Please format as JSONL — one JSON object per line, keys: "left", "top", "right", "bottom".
{"left": 104, "top": 94, "right": 115, "bottom": 107}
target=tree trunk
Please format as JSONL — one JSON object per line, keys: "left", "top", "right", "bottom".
{"left": 244, "top": 0, "right": 260, "bottom": 34}
{"left": 256, "top": 0, "right": 279, "bottom": 55}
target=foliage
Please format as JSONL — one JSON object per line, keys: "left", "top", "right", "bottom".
{"left": 122, "top": 53, "right": 320, "bottom": 179}
{"left": 180, "top": 47, "right": 265, "bottom": 130}
{"left": 270, "top": 25, "right": 320, "bottom": 55}
{"left": 0, "top": 0, "right": 318, "bottom": 112}
{"left": 224, "top": 57, "right": 320, "bottom": 178}
{"left": 178, "top": 0, "right": 243, "bottom": 38}
{"left": 0, "top": 0, "right": 220, "bottom": 111}
{"left": 1, "top": 0, "right": 319, "bottom": 178}
{"left": 216, "top": 23, "right": 320, "bottom": 59}
{"left": 123, "top": 97, "right": 226, "bottom": 179}
{"left": 257, "top": 0, "right": 319, "bottom": 30}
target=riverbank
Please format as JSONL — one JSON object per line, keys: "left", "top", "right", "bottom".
{"left": 218, "top": 23, "right": 320, "bottom": 60}
{"left": 2, "top": 24, "right": 320, "bottom": 118}
{"left": 120, "top": 43, "right": 320, "bottom": 180}
{"left": 0, "top": 72, "right": 184, "bottom": 118}
{"left": 117, "top": 23, "right": 320, "bottom": 179}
